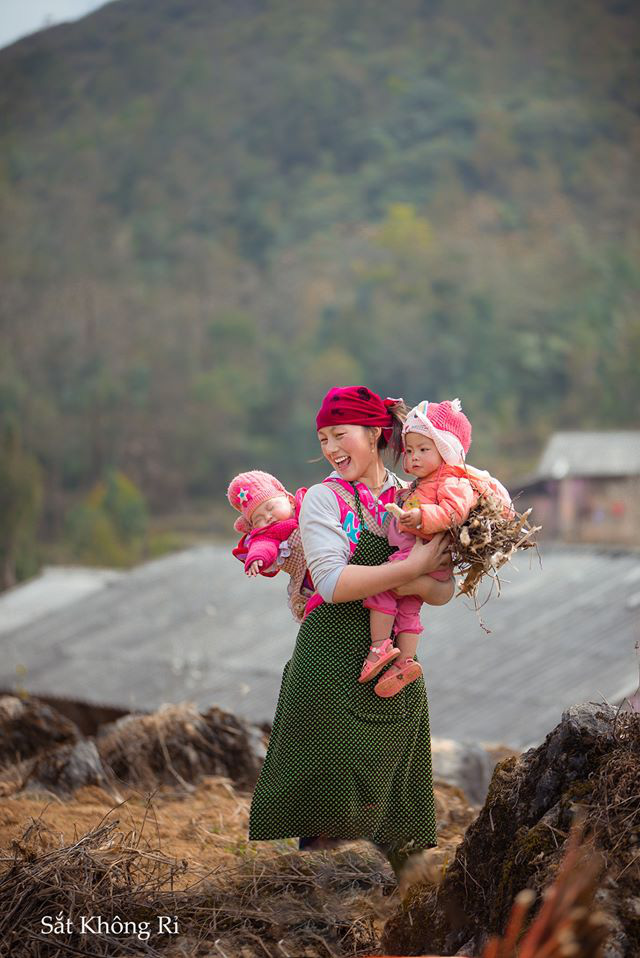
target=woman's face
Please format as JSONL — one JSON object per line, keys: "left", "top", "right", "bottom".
{"left": 317, "top": 424, "right": 380, "bottom": 481}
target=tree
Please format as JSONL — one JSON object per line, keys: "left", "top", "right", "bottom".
{"left": 0, "top": 424, "right": 43, "bottom": 590}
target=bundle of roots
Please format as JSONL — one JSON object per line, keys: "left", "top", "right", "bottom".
{"left": 449, "top": 493, "right": 541, "bottom": 601}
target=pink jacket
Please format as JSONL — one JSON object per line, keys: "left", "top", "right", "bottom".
{"left": 232, "top": 488, "right": 307, "bottom": 574}
{"left": 233, "top": 517, "right": 298, "bottom": 571}
{"left": 402, "top": 463, "right": 512, "bottom": 538}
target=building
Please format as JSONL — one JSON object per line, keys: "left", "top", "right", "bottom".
{"left": 512, "top": 431, "right": 640, "bottom": 545}
{"left": 1, "top": 542, "right": 638, "bottom": 749}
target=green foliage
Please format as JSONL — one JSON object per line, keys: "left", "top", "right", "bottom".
{"left": 0, "top": 424, "right": 43, "bottom": 588}
{"left": 65, "top": 504, "right": 130, "bottom": 566}
{"left": 65, "top": 469, "right": 148, "bottom": 566}
{"left": 100, "top": 469, "right": 148, "bottom": 542}
{"left": 0, "top": 0, "right": 638, "bottom": 541}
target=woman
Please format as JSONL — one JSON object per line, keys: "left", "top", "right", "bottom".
{"left": 248, "top": 386, "right": 454, "bottom": 876}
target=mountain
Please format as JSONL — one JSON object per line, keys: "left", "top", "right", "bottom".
{"left": 1, "top": 0, "right": 638, "bottom": 525}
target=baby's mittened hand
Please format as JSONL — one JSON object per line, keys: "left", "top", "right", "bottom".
{"left": 246, "top": 560, "right": 263, "bottom": 576}
{"left": 399, "top": 508, "right": 422, "bottom": 529}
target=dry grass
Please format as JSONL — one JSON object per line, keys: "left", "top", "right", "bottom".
{"left": 0, "top": 771, "right": 476, "bottom": 957}
{"left": 0, "top": 810, "right": 395, "bottom": 957}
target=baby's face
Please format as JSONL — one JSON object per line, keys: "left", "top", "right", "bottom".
{"left": 250, "top": 495, "right": 294, "bottom": 529}
{"left": 403, "top": 432, "right": 443, "bottom": 478}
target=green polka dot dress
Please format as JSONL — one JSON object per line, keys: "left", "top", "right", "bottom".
{"left": 248, "top": 481, "right": 438, "bottom": 863}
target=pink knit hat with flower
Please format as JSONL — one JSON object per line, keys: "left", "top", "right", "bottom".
{"left": 402, "top": 399, "right": 472, "bottom": 465}
{"left": 227, "top": 470, "right": 294, "bottom": 533}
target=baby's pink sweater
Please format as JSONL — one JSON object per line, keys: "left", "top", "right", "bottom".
{"left": 232, "top": 517, "right": 298, "bottom": 571}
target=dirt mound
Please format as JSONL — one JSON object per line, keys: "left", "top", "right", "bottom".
{"left": 0, "top": 695, "right": 80, "bottom": 767}
{"left": 0, "top": 695, "right": 268, "bottom": 800}
{"left": 382, "top": 703, "right": 640, "bottom": 958}
{"left": 96, "top": 702, "right": 266, "bottom": 793}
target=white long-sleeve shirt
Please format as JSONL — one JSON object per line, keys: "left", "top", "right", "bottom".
{"left": 298, "top": 470, "right": 407, "bottom": 602}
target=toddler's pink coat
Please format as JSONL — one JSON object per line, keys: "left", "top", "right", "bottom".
{"left": 363, "top": 462, "right": 511, "bottom": 634}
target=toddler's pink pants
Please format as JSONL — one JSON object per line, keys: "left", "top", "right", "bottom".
{"left": 363, "top": 520, "right": 452, "bottom": 635}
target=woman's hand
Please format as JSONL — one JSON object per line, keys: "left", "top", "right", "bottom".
{"left": 331, "top": 530, "right": 452, "bottom": 604}
{"left": 405, "top": 532, "right": 452, "bottom": 577}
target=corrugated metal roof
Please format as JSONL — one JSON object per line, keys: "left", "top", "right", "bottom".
{"left": 535, "top": 431, "right": 640, "bottom": 479}
{"left": 0, "top": 566, "right": 123, "bottom": 636}
{"left": 0, "top": 543, "right": 638, "bottom": 749}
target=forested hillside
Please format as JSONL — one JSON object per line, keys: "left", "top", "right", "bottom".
{"left": 1, "top": 0, "right": 638, "bottom": 565}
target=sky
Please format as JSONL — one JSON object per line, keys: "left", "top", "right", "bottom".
{"left": 0, "top": 0, "right": 109, "bottom": 50}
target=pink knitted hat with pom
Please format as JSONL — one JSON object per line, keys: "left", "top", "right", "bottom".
{"left": 227, "top": 470, "right": 294, "bottom": 533}
{"left": 402, "top": 399, "right": 472, "bottom": 465}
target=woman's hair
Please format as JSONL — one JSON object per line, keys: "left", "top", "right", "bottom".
{"left": 367, "top": 398, "right": 408, "bottom": 466}
{"left": 308, "top": 394, "right": 408, "bottom": 466}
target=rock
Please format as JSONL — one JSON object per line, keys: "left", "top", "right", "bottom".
{"left": 22, "top": 740, "right": 116, "bottom": 798}
{"left": 431, "top": 737, "right": 518, "bottom": 806}
{"left": 4, "top": 691, "right": 132, "bottom": 736}
{"left": 0, "top": 694, "right": 80, "bottom": 768}
{"left": 382, "top": 702, "right": 640, "bottom": 958}
{"left": 455, "top": 940, "right": 476, "bottom": 957}
{"left": 247, "top": 721, "right": 268, "bottom": 762}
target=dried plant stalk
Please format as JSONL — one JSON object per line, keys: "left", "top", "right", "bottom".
{"left": 449, "top": 493, "right": 541, "bottom": 601}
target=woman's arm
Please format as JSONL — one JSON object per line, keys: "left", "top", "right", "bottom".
{"left": 395, "top": 572, "right": 455, "bottom": 604}
{"left": 298, "top": 484, "right": 352, "bottom": 601}
{"left": 332, "top": 532, "right": 452, "bottom": 603}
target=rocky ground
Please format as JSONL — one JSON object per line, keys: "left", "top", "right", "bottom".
{"left": 0, "top": 694, "right": 476, "bottom": 957}
{"left": 0, "top": 694, "right": 636, "bottom": 957}
{"left": 382, "top": 704, "right": 640, "bottom": 958}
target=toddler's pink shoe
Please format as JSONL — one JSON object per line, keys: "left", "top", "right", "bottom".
{"left": 375, "top": 657, "right": 423, "bottom": 698}
{"left": 358, "top": 637, "right": 401, "bottom": 683}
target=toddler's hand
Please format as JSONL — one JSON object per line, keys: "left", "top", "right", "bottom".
{"left": 246, "top": 560, "right": 263, "bottom": 576}
{"left": 399, "top": 508, "right": 422, "bottom": 529}
{"left": 383, "top": 501, "right": 406, "bottom": 521}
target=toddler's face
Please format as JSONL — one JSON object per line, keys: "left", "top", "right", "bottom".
{"left": 403, "top": 432, "right": 443, "bottom": 478}
{"left": 250, "top": 495, "right": 294, "bottom": 529}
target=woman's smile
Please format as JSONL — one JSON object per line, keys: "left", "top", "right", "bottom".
{"left": 317, "top": 424, "right": 375, "bottom": 481}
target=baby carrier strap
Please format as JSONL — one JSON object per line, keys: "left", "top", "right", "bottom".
{"left": 277, "top": 525, "right": 313, "bottom": 622}
{"left": 323, "top": 479, "right": 388, "bottom": 538}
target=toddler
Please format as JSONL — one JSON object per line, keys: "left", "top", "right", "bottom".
{"left": 227, "top": 470, "right": 313, "bottom": 622}
{"left": 359, "top": 399, "right": 512, "bottom": 698}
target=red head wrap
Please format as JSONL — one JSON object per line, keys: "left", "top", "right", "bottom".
{"left": 315, "top": 386, "right": 402, "bottom": 442}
